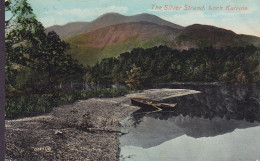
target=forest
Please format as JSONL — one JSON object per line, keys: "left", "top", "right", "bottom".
{"left": 4, "top": 0, "right": 129, "bottom": 118}
{"left": 86, "top": 45, "right": 260, "bottom": 88}
{"left": 5, "top": 0, "right": 86, "bottom": 95}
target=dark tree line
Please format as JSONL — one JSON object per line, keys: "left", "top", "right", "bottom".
{"left": 86, "top": 45, "right": 260, "bottom": 87}
{"left": 5, "top": 0, "right": 86, "bottom": 94}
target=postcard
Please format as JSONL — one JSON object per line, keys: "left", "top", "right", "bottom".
{"left": 2, "top": 0, "right": 260, "bottom": 160}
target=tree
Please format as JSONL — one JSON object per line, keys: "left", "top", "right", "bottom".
{"left": 125, "top": 64, "right": 144, "bottom": 89}
{"left": 5, "top": 0, "right": 86, "bottom": 91}
{"left": 5, "top": 0, "right": 46, "bottom": 90}
{"left": 29, "top": 31, "right": 85, "bottom": 86}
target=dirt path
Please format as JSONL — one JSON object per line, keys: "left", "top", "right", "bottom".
{"left": 5, "top": 89, "right": 199, "bottom": 160}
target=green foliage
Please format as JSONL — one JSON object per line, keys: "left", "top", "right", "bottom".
{"left": 29, "top": 31, "right": 86, "bottom": 85}
{"left": 5, "top": 88, "right": 132, "bottom": 119}
{"left": 125, "top": 64, "right": 144, "bottom": 89}
{"left": 66, "top": 34, "right": 170, "bottom": 67}
{"left": 6, "top": 94, "right": 54, "bottom": 118}
{"left": 5, "top": 0, "right": 86, "bottom": 93}
{"left": 87, "top": 45, "right": 260, "bottom": 84}
{"left": 5, "top": 0, "right": 41, "bottom": 88}
{"left": 178, "top": 32, "right": 214, "bottom": 48}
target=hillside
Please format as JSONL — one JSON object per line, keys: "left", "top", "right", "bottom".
{"left": 65, "top": 21, "right": 260, "bottom": 66}
{"left": 46, "top": 13, "right": 260, "bottom": 66}
{"left": 175, "top": 24, "right": 260, "bottom": 49}
{"left": 46, "top": 13, "right": 183, "bottom": 39}
{"left": 66, "top": 21, "right": 182, "bottom": 66}
{"left": 46, "top": 22, "right": 90, "bottom": 39}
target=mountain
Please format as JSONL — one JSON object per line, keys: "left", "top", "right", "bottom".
{"left": 65, "top": 21, "right": 260, "bottom": 66}
{"left": 46, "top": 22, "right": 90, "bottom": 39}
{"left": 46, "top": 13, "right": 260, "bottom": 66}
{"left": 69, "top": 21, "right": 181, "bottom": 48}
{"left": 66, "top": 21, "right": 182, "bottom": 66}
{"left": 175, "top": 24, "right": 260, "bottom": 50}
{"left": 46, "top": 13, "right": 183, "bottom": 39}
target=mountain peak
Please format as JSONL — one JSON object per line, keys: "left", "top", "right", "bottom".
{"left": 96, "top": 12, "right": 124, "bottom": 19}
{"left": 46, "top": 13, "right": 183, "bottom": 39}
{"left": 132, "top": 13, "right": 160, "bottom": 17}
{"left": 185, "top": 24, "right": 236, "bottom": 36}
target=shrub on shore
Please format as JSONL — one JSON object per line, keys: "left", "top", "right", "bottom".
{"left": 5, "top": 88, "right": 131, "bottom": 119}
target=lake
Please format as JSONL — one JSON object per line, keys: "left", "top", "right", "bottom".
{"left": 120, "top": 84, "right": 260, "bottom": 161}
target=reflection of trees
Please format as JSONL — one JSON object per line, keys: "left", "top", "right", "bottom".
{"left": 131, "top": 108, "right": 153, "bottom": 127}
{"left": 121, "top": 114, "right": 260, "bottom": 148}
{"left": 172, "top": 84, "right": 260, "bottom": 122}
{"left": 130, "top": 84, "right": 260, "bottom": 126}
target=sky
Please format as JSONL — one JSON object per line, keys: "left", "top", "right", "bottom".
{"left": 26, "top": 0, "right": 260, "bottom": 37}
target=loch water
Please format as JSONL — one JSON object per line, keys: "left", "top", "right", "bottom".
{"left": 120, "top": 84, "right": 260, "bottom": 161}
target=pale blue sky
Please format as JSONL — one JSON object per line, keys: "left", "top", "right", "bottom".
{"left": 27, "top": 0, "right": 260, "bottom": 37}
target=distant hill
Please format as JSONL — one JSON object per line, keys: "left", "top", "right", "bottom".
{"left": 66, "top": 22, "right": 260, "bottom": 66}
{"left": 175, "top": 24, "right": 260, "bottom": 50}
{"left": 68, "top": 21, "right": 181, "bottom": 48}
{"left": 46, "top": 13, "right": 260, "bottom": 67}
{"left": 46, "top": 22, "right": 90, "bottom": 39}
{"left": 66, "top": 21, "right": 182, "bottom": 66}
{"left": 46, "top": 13, "right": 183, "bottom": 39}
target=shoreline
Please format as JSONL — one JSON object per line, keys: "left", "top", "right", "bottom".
{"left": 5, "top": 96, "right": 139, "bottom": 161}
{"left": 5, "top": 88, "right": 198, "bottom": 160}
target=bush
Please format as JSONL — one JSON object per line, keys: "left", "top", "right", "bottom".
{"left": 5, "top": 88, "right": 131, "bottom": 119}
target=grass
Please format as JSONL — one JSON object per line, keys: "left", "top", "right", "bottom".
{"left": 66, "top": 44, "right": 102, "bottom": 66}
{"left": 5, "top": 88, "right": 132, "bottom": 119}
{"left": 176, "top": 32, "right": 214, "bottom": 48}
{"left": 66, "top": 34, "right": 170, "bottom": 67}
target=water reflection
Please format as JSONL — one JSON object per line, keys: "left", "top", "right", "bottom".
{"left": 120, "top": 121, "right": 260, "bottom": 161}
{"left": 142, "top": 84, "right": 260, "bottom": 122}
{"left": 120, "top": 84, "right": 260, "bottom": 161}
{"left": 121, "top": 114, "right": 260, "bottom": 148}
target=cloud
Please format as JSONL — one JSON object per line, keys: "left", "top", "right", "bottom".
{"left": 211, "top": 5, "right": 260, "bottom": 16}
{"left": 56, "top": 6, "right": 128, "bottom": 19}
{"left": 40, "top": 5, "right": 128, "bottom": 27}
{"left": 217, "top": 16, "right": 260, "bottom": 37}
{"left": 162, "top": 12, "right": 215, "bottom": 27}
{"left": 162, "top": 11, "right": 260, "bottom": 37}
{"left": 40, "top": 17, "right": 66, "bottom": 27}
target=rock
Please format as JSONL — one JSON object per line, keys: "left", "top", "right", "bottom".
{"left": 54, "top": 130, "right": 63, "bottom": 135}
